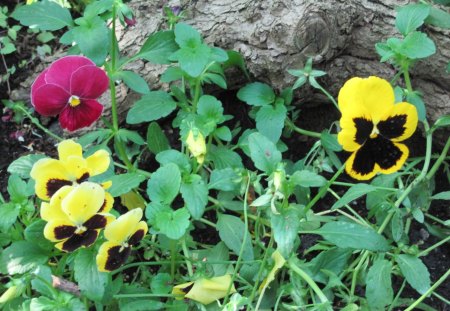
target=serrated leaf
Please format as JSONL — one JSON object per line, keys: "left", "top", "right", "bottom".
{"left": 315, "top": 221, "right": 390, "bottom": 251}
{"left": 7, "top": 154, "right": 46, "bottom": 179}
{"left": 217, "top": 214, "right": 254, "bottom": 260}
{"left": 127, "top": 91, "right": 177, "bottom": 124}
{"left": 208, "top": 168, "right": 239, "bottom": 191}
{"left": 271, "top": 207, "right": 301, "bottom": 258}
{"left": 291, "top": 170, "right": 327, "bottom": 188}
{"left": 237, "top": 82, "right": 275, "bottom": 106}
{"left": 0, "top": 241, "right": 48, "bottom": 274}
{"left": 391, "top": 210, "right": 404, "bottom": 242}
{"left": 170, "top": 43, "right": 211, "bottom": 77}
{"left": 146, "top": 122, "right": 170, "bottom": 154}
{"left": 72, "top": 16, "right": 109, "bottom": 65}
{"left": 256, "top": 103, "right": 287, "bottom": 143}
{"left": 396, "top": 4, "right": 430, "bottom": 35}
{"left": 137, "top": 30, "right": 178, "bottom": 64}
{"left": 395, "top": 254, "right": 431, "bottom": 294}
{"left": 155, "top": 207, "right": 190, "bottom": 240}
{"left": 114, "top": 70, "right": 149, "bottom": 94}
{"left": 197, "top": 95, "right": 224, "bottom": 124}
{"left": 208, "top": 145, "right": 243, "bottom": 169}
{"left": 309, "top": 247, "right": 352, "bottom": 284}
{"left": 12, "top": 0, "right": 73, "bottom": 30}
{"left": 147, "top": 163, "right": 181, "bottom": 204}
{"left": 366, "top": 258, "right": 393, "bottom": 310}
{"left": 248, "top": 132, "right": 282, "bottom": 174}
{"left": 74, "top": 248, "right": 109, "bottom": 301}
{"left": 151, "top": 273, "right": 172, "bottom": 294}
{"left": 108, "top": 173, "right": 146, "bottom": 197}
{"left": 156, "top": 150, "right": 191, "bottom": 173}
{"left": 400, "top": 31, "right": 436, "bottom": 60}
{"left": 0, "top": 203, "right": 20, "bottom": 232}
{"left": 180, "top": 174, "right": 208, "bottom": 219}
{"left": 331, "top": 184, "right": 377, "bottom": 210}
{"left": 174, "top": 23, "right": 201, "bottom": 48}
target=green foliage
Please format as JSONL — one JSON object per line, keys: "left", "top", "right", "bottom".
{"left": 147, "top": 163, "right": 181, "bottom": 204}
{"left": 127, "top": 91, "right": 177, "bottom": 124}
{"left": 395, "top": 254, "right": 431, "bottom": 294}
{"left": 395, "top": 4, "right": 430, "bottom": 36}
{"left": 248, "top": 132, "right": 282, "bottom": 174}
{"left": 365, "top": 258, "right": 393, "bottom": 310}
{"left": 217, "top": 214, "right": 254, "bottom": 261}
{"left": 107, "top": 173, "right": 146, "bottom": 197}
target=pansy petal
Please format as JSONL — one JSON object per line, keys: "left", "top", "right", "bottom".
{"left": 378, "top": 102, "right": 418, "bottom": 141}
{"left": 99, "top": 192, "right": 114, "bottom": 213}
{"left": 128, "top": 221, "right": 148, "bottom": 246}
{"left": 59, "top": 99, "right": 103, "bottom": 131}
{"left": 31, "top": 69, "right": 49, "bottom": 99}
{"left": 338, "top": 105, "right": 372, "bottom": 151}
{"left": 31, "top": 158, "right": 73, "bottom": 200}
{"left": 83, "top": 213, "right": 115, "bottom": 230}
{"left": 57, "top": 140, "right": 83, "bottom": 161}
{"left": 96, "top": 241, "right": 131, "bottom": 272}
{"left": 61, "top": 182, "right": 105, "bottom": 225}
{"left": 44, "top": 219, "right": 76, "bottom": 242}
{"left": 86, "top": 149, "right": 110, "bottom": 176}
{"left": 45, "top": 56, "right": 95, "bottom": 92}
{"left": 40, "top": 186, "right": 73, "bottom": 221}
{"left": 104, "top": 208, "right": 143, "bottom": 244}
{"left": 377, "top": 141, "right": 409, "bottom": 174}
{"left": 345, "top": 149, "right": 377, "bottom": 181}
{"left": 32, "top": 84, "right": 69, "bottom": 116}
{"left": 63, "top": 156, "right": 89, "bottom": 181}
{"left": 185, "top": 275, "right": 237, "bottom": 305}
{"left": 339, "top": 76, "right": 394, "bottom": 122}
{"left": 70, "top": 65, "right": 109, "bottom": 99}
{"left": 56, "top": 229, "right": 98, "bottom": 252}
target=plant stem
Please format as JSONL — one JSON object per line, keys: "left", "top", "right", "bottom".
{"left": 192, "top": 78, "right": 201, "bottom": 111}
{"left": 114, "top": 293, "right": 181, "bottom": 299}
{"left": 181, "top": 238, "right": 193, "bottom": 277}
{"left": 286, "top": 118, "right": 322, "bottom": 138}
{"left": 248, "top": 237, "right": 274, "bottom": 306}
{"left": 16, "top": 106, "right": 63, "bottom": 141}
{"left": 426, "top": 137, "right": 450, "bottom": 180}
{"left": 404, "top": 268, "right": 450, "bottom": 311}
{"left": 312, "top": 80, "right": 339, "bottom": 110}
{"left": 418, "top": 235, "right": 450, "bottom": 257}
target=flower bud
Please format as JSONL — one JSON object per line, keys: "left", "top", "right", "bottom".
{"left": 186, "top": 130, "right": 206, "bottom": 164}
{"left": 0, "top": 286, "right": 20, "bottom": 304}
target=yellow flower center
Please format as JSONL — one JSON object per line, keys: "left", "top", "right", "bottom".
{"left": 68, "top": 95, "right": 81, "bottom": 107}
{"left": 370, "top": 125, "right": 379, "bottom": 138}
{"left": 75, "top": 226, "right": 87, "bottom": 234}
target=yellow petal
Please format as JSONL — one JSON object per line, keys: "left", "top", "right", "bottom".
{"left": 100, "top": 191, "right": 114, "bottom": 213}
{"left": 31, "top": 158, "right": 73, "bottom": 200}
{"left": 58, "top": 140, "right": 82, "bottom": 162}
{"left": 104, "top": 208, "right": 143, "bottom": 244}
{"left": 345, "top": 151, "right": 378, "bottom": 181}
{"left": 43, "top": 219, "right": 76, "bottom": 242}
{"left": 120, "top": 191, "right": 146, "bottom": 211}
{"left": 96, "top": 241, "right": 130, "bottom": 272}
{"left": 186, "top": 130, "right": 206, "bottom": 162}
{"left": 378, "top": 102, "right": 418, "bottom": 142}
{"left": 338, "top": 76, "right": 394, "bottom": 123}
{"left": 338, "top": 104, "right": 372, "bottom": 152}
{"left": 259, "top": 250, "right": 286, "bottom": 292}
{"left": 63, "top": 156, "right": 89, "bottom": 181}
{"left": 184, "top": 275, "right": 236, "bottom": 305}
{"left": 61, "top": 182, "right": 105, "bottom": 225}
{"left": 40, "top": 186, "right": 73, "bottom": 221}
{"left": 86, "top": 150, "right": 110, "bottom": 176}
{"left": 377, "top": 142, "right": 409, "bottom": 175}
{"left": 172, "top": 282, "right": 194, "bottom": 300}
{"left": 128, "top": 221, "right": 148, "bottom": 245}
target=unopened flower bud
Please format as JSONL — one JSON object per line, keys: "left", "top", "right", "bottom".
{"left": 0, "top": 286, "right": 20, "bottom": 304}
{"left": 186, "top": 130, "right": 206, "bottom": 164}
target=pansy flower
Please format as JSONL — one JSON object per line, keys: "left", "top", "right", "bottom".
{"left": 96, "top": 208, "right": 148, "bottom": 272}
{"left": 172, "top": 274, "right": 237, "bottom": 305}
{"left": 41, "top": 182, "right": 115, "bottom": 252}
{"left": 186, "top": 129, "right": 206, "bottom": 164}
{"left": 30, "top": 139, "right": 110, "bottom": 201}
{"left": 337, "top": 76, "right": 418, "bottom": 180}
{"left": 31, "top": 55, "right": 109, "bottom": 131}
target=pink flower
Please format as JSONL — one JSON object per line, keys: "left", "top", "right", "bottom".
{"left": 31, "top": 56, "right": 109, "bottom": 131}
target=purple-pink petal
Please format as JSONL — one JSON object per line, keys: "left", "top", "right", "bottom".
{"left": 45, "top": 56, "right": 95, "bottom": 92}
{"left": 58, "top": 99, "right": 103, "bottom": 131}
{"left": 70, "top": 65, "right": 109, "bottom": 99}
{"left": 31, "top": 69, "right": 49, "bottom": 104}
{"left": 32, "top": 84, "right": 70, "bottom": 116}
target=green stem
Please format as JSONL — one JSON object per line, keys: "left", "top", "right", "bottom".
{"left": 426, "top": 137, "right": 450, "bottom": 180}
{"left": 114, "top": 293, "right": 181, "bottom": 299}
{"left": 403, "top": 66, "right": 413, "bottom": 93}
{"left": 404, "top": 268, "right": 450, "bottom": 311}
{"left": 286, "top": 118, "right": 322, "bottom": 138}
{"left": 181, "top": 238, "right": 193, "bottom": 277}
{"left": 288, "top": 258, "right": 330, "bottom": 306}
{"left": 424, "top": 212, "right": 447, "bottom": 226}
{"left": 418, "top": 235, "right": 450, "bottom": 257}
{"left": 16, "top": 106, "right": 63, "bottom": 141}
{"left": 114, "top": 137, "right": 134, "bottom": 171}
{"left": 198, "top": 217, "right": 217, "bottom": 228}
{"left": 388, "top": 280, "right": 407, "bottom": 311}
{"left": 313, "top": 80, "right": 339, "bottom": 110}
{"left": 247, "top": 236, "right": 274, "bottom": 305}
{"left": 192, "top": 78, "right": 201, "bottom": 111}
{"left": 170, "top": 240, "right": 177, "bottom": 281}
{"left": 110, "top": 4, "right": 118, "bottom": 131}
{"left": 113, "top": 161, "right": 151, "bottom": 177}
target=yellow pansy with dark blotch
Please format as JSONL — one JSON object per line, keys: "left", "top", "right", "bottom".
{"left": 41, "top": 182, "right": 115, "bottom": 252}
{"left": 96, "top": 208, "right": 148, "bottom": 272}
{"left": 30, "top": 139, "right": 110, "bottom": 200}
{"left": 337, "top": 77, "right": 418, "bottom": 180}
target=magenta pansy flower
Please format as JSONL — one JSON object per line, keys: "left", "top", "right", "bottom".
{"left": 31, "top": 56, "right": 109, "bottom": 131}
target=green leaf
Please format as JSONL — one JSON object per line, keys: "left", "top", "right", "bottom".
{"left": 114, "top": 71, "right": 149, "bottom": 94}
{"left": 209, "top": 168, "right": 240, "bottom": 191}
{"left": 376, "top": 42, "right": 396, "bottom": 62}
{"left": 271, "top": 207, "right": 301, "bottom": 258}
{"left": 108, "top": 173, "right": 146, "bottom": 197}
{"left": 155, "top": 207, "right": 190, "bottom": 240}
{"left": 72, "top": 16, "right": 109, "bottom": 65}
{"left": 147, "top": 163, "right": 181, "bottom": 204}
{"left": 321, "top": 132, "right": 342, "bottom": 151}
{"left": 290, "top": 170, "right": 327, "bottom": 188}
{"left": 432, "top": 114, "right": 450, "bottom": 130}
{"left": 308, "top": 248, "right": 352, "bottom": 284}
{"left": 217, "top": 214, "right": 254, "bottom": 260}
{"left": 151, "top": 273, "right": 172, "bottom": 294}
{"left": 425, "top": 7, "right": 450, "bottom": 29}
{"left": 248, "top": 132, "right": 282, "bottom": 174}
{"left": 431, "top": 191, "right": 450, "bottom": 200}
{"left": 215, "top": 126, "right": 232, "bottom": 142}
{"left": 315, "top": 221, "right": 390, "bottom": 251}
{"left": 137, "top": 30, "right": 178, "bottom": 64}
{"left": 203, "top": 72, "right": 227, "bottom": 89}
{"left": 170, "top": 44, "right": 211, "bottom": 78}
{"left": 331, "top": 184, "right": 377, "bottom": 210}
{"left": 395, "top": 254, "right": 431, "bottom": 294}
{"left": 222, "top": 50, "right": 250, "bottom": 80}
{"left": 174, "top": 23, "right": 201, "bottom": 48}
{"left": 77, "top": 129, "right": 112, "bottom": 147}
{"left": 117, "top": 129, "right": 145, "bottom": 145}
{"left": 391, "top": 210, "right": 404, "bottom": 242}
{"left": 8, "top": 174, "right": 32, "bottom": 201}
{"left": 208, "top": 145, "right": 243, "bottom": 169}
{"left": 156, "top": 150, "right": 191, "bottom": 173}
{"left": 237, "top": 82, "right": 275, "bottom": 106}
{"left": 127, "top": 91, "right": 177, "bottom": 124}
{"left": 0, "top": 241, "right": 48, "bottom": 274}
{"left": 146, "top": 122, "right": 170, "bottom": 154}
{"left": 12, "top": 0, "right": 73, "bottom": 30}
{"left": 180, "top": 174, "right": 208, "bottom": 219}
{"left": 255, "top": 103, "right": 287, "bottom": 143}
{"left": 0, "top": 203, "right": 20, "bottom": 232}
{"left": 74, "top": 248, "right": 109, "bottom": 301}
{"left": 197, "top": 95, "right": 224, "bottom": 124}
{"left": 396, "top": 4, "right": 430, "bottom": 35}
{"left": 31, "top": 265, "right": 54, "bottom": 298}
{"left": 7, "top": 154, "right": 46, "bottom": 179}
{"left": 206, "top": 242, "right": 230, "bottom": 276}
{"left": 366, "top": 258, "right": 393, "bottom": 310}
{"left": 400, "top": 31, "right": 436, "bottom": 60}
{"left": 24, "top": 220, "right": 54, "bottom": 251}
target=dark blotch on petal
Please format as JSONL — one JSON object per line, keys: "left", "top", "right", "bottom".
{"left": 83, "top": 214, "right": 108, "bottom": 230}
{"left": 128, "top": 229, "right": 145, "bottom": 246}
{"left": 180, "top": 283, "right": 195, "bottom": 294}
{"left": 353, "top": 118, "right": 373, "bottom": 145}
{"left": 54, "top": 225, "right": 76, "bottom": 240}
{"left": 378, "top": 115, "right": 407, "bottom": 139}
{"left": 61, "top": 230, "right": 98, "bottom": 252}
{"left": 352, "top": 143, "right": 376, "bottom": 176}
{"left": 77, "top": 172, "right": 90, "bottom": 183}
{"left": 104, "top": 245, "right": 131, "bottom": 271}
{"left": 46, "top": 179, "right": 73, "bottom": 198}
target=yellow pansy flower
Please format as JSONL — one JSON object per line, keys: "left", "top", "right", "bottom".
{"left": 337, "top": 76, "right": 418, "bottom": 180}
{"left": 172, "top": 274, "right": 236, "bottom": 305}
{"left": 96, "top": 208, "right": 148, "bottom": 272}
{"left": 41, "top": 182, "right": 115, "bottom": 252}
{"left": 30, "top": 139, "right": 110, "bottom": 200}
{"left": 186, "top": 129, "right": 206, "bottom": 164}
